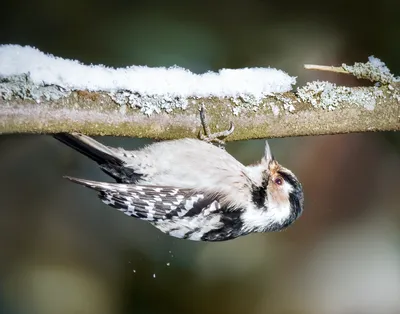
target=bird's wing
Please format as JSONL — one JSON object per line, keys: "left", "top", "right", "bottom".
{"left": 64, "top": 176, "right": 222, "bottom": 221}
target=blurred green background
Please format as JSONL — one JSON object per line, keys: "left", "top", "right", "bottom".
{"left": 1, "top": 1, "right": 400, "bottom": 314}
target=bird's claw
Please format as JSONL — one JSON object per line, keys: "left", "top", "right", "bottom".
{"left": 198, "top": 104, "right": 235, "bottom": 147}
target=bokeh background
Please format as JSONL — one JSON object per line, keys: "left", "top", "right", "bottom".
{"left": 1, "top": 1, "right": 400, "bottom": 314}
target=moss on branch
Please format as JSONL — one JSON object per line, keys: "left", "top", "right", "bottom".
{"left": 0, "top": 85, "right": 399, "bottom": 140}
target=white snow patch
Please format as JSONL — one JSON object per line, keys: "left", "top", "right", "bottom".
{"left": 0, "top": 45, "right": 295, "bottom": 97}
{"left": 368, "top": 56, "right": 391, "bottom": 74}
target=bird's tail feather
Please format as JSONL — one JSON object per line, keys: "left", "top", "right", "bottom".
{"left": 54, "top": 133, "right": 123, "bottom": 166}
{"left": 64, "top": 176, "right": 120, "bottom": 191}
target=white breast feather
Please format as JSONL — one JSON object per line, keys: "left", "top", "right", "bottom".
{"left": 241, "top": 181, "right": 293, "bottom": 232}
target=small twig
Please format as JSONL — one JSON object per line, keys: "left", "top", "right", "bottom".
{"left": 305, "top": 59, "right": 399, "bottom": 85}
{"left": 304, "top": 64, "right": 349, "bottom": 75}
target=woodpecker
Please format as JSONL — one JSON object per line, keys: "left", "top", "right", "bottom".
{"left": 54, "top": 133, "right": 304, "bottom": 241}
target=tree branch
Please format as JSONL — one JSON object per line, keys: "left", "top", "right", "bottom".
{"left": 1, "top": 86, "right": 399, "bottom": 141}
{"left": 1, "top": 56, "right": 399, "bottom": 141}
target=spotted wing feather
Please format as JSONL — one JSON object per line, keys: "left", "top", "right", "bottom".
{"left": 64, "top": 176, "right": 220, "bottom": 222}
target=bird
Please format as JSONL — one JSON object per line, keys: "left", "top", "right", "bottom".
{"left": 54, "top": 132, "right": 304, "bottom": 241}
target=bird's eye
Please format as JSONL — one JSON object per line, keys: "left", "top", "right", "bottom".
{"left": 274, "top": 177, "right": 283, "bottom": 185}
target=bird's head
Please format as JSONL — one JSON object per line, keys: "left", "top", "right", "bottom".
{"left": 244, "top": 141, "right": 304, "bottom": 233}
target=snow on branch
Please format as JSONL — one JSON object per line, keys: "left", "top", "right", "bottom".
{"left": 0, "top": 45, "right": 399, "bottom": 140}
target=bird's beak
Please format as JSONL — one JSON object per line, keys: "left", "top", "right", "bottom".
{"left": 263, "top": 140, "right": 275, "bottom": 163}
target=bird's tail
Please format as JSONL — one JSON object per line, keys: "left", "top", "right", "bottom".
{"left": 53, "top": 132, "right": 124, "bottom": 166}
{"left": 63, "top": 176, "right": 117, "bottom": 191}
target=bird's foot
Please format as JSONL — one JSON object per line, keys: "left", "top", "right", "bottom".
{"left": 198, "top": 104, "right": 234, "bottom": 147}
